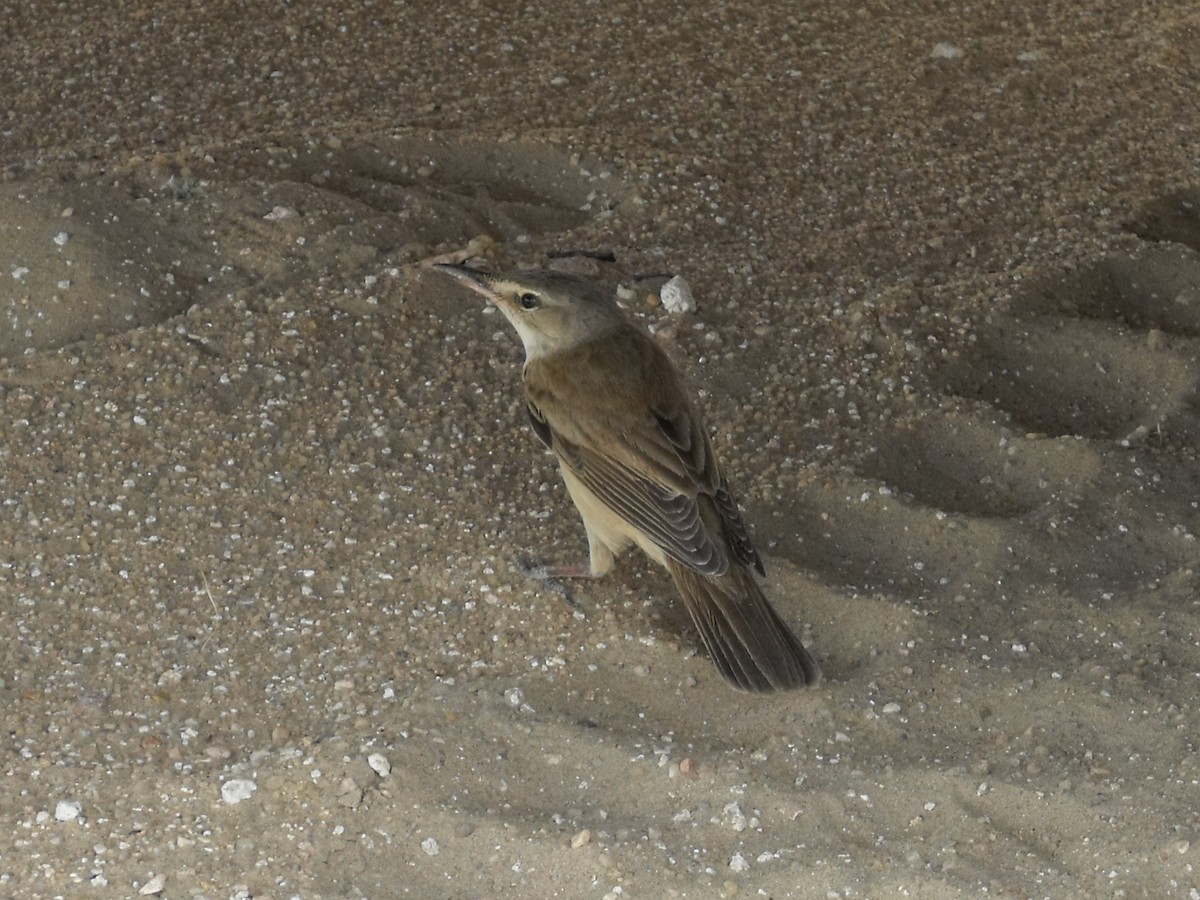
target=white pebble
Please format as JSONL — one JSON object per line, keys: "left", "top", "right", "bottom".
{"left": 659, "top": 275, "right": 697, "bottom": 314}
{"left": 53, "top": 231, "right": 70, "bottom": 246}
{"left": 138, "top": 873, "right": 166, "bottom": 895}
{"left": 505, "top": 687, "right": 525, "bottom": 707}
{"left": 729, "top": 852, "right": 750, "bottom": 873}
{"left": 367, "top": 752, "right": 392, "bottom": 778}
{"left": 723, "top": 801, "right": 747, "bottom": 832}
{"left": 220, "top": 778, "right": 257, "bottom": 804}
{"left": 55, "top": 799, "right": 82, "bottom": 822}
{"left": 931, "top": 42, "right": 963, "bottom": 59}
{"left": 421, "top": 836, "right": 440, "bottom": 856}
{"left": 882, "top": 702, "right": 902, "bottom": 715}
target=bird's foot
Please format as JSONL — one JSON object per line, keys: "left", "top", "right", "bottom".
{"left": 514, "top": 557, "right": 599, "bottom": 608}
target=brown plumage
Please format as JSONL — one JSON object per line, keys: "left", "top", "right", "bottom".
{"left": 435, "top": 264, "right": 820, "bottom": 692}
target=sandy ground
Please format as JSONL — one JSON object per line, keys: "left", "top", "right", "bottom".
{"left": 2, "top": 2, "right": 1200, "bottom": 898}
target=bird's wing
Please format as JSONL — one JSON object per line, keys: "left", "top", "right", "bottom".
{"left": 641, "top": 393, "right": 764, "bottom": 575}
{"left": 557, "top": 428, "right": 728, "bottom": 575}
{"left": 527, "top": 353, "right": 761, "bottom": 576}
{"left": 526, "top": 399, "right": 554, "bottom": 449}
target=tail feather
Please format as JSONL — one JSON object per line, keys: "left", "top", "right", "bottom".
{"left": 665, "top": 560, "right": 821, "bottom": 692}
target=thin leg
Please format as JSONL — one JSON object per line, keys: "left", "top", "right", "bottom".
{"left": 514, "top": 521, "right": 621, "bottom": 605}
{"left": 513, "top": 557, "right": 593, "bottom": 606}
{"left": 521, "top": 561, "right": 602, "bottom": 580}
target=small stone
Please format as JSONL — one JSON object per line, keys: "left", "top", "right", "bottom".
{"left": 138, "top": 873, "right": 166, "bottom": 895}
{"left": 454, "top": 820, "right": 476, "bottom": 838}
{"left": 367, "top": 752, "right": 391, "bottom": 778}
{"left": 571, "top": 828, "right": 591, "bottom": 849}
{"left": 882, "top": 702, "right": 902, "bottom": 715}
{"left": 421, "top": 836, "right": 440, "bottom": 856}
{"left": 54, "top": 799, "right": 82, "bottom": 822}
{"left": 220, "top": 778, "right": 257, "bottom": 804}
{"left": 723, "top": 801, "right": 747, "bottom": 832}
{"left": 659, "top": 275, "right": 697, "bottom": 314}
{"left": 337, "top": 777, "right": 364, "bottom": 808}
{"left": 931, "top": 42, "right": 963, "bottom": 59}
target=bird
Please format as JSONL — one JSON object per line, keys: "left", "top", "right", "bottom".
{"left": 433, "top": 263, "right": 821, "bottom": 692}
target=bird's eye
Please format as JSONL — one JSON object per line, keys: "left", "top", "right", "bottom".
{"left": 518, "top": 292, "right": 540, "bottom": 310}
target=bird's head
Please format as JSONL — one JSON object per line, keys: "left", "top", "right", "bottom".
{"left": 434, "top": 265, "right": 624, "bottom": 360}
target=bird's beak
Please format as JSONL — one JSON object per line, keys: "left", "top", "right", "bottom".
{"left": 432, "top": 263, "right": 503, "bottom": 305}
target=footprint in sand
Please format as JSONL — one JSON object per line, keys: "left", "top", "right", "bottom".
{"left": 798, "top": 209, "right": 1200, "bottom": 607}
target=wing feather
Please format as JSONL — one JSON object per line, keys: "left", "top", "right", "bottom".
{"left": 523, "top": 327, "right": 761, "bottom": 577}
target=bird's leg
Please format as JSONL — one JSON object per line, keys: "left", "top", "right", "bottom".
{"left": 514, "top": 530, "right": 616, "bottom": 605}
{"left": 513, "top": 558, "right": 591, "bottom": 607}
{"left": 518, "top": 560, "right": 599, "bottom": 580}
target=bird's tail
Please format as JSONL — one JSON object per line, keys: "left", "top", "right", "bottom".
{"left": 665, "top": 560, "right": 821, "bottom": 692}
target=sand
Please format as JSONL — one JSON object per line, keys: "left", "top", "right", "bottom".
{"left": 2, "top": 1, "right": 1199, "bottom": 897}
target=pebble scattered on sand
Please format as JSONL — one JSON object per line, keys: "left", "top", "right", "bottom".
{"left": 54, "top": 800, "right": 82, "bottom": 822}
{"left": 659, "top": 274, "right": 697, "bottom": 314}
{"left": 220, "top": 779, "right": 257, "bottom": 804}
